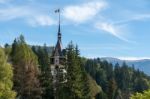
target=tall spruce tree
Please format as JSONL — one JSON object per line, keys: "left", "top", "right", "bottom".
{"left": 0, "top": 48, "right": 16, "bottom": 99}
{"left": 65, "top": 42, "right": 91, "bottom": 99}
{"left": 107, "top": 78, "right": 117, "bottom": 99}
{"left": 32, "top": 44, "right": 54, "bottom": 99}
{"left": 12, "top": 35, "right": 41, "bottom": 99}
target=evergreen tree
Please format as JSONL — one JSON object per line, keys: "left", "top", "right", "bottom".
{"left": 95, "top": 68, "right": 108, "bottom": 93}
{"left": 32, "top": 44, "right": 54, "bottom": 99}
{"left": 133, "top": 77, "right": 149, "bottom": 93}
{"left": 84, "top": 58, "right": 150, "bottom": 99}
{"left": 10, "top": 39, "right": 17, "bottom": 58}
{"left": 65, "top": 42, "right": 91, "bottom": 99}
{"left": 80, "top": 59, "right": 91, "bottom": 99}
{"left": 115, "top": 89, "right": 123, "bottom": 99}
{"left": 96, "top": 92, "right": 108, "bottom": 99}
{"left": 0, "top": 48, "right": 16, "bottom": 99}
{"left": 107, "top": 78, "right": 117, "bottom": 99}
{"left": 12, "top": 35, "right": 41, "bottom": 99}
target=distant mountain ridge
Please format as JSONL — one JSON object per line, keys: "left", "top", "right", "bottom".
{"left": 101, "top": 57, "right": 150, "bottom": 75}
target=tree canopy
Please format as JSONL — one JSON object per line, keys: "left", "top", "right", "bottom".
{"left": 131, "top": 90, "right": 150, "bottom": 99}
{"left": 1, "top": 35, "right": 150, "bottom": 99}
{"left": 11, "top": 35, "right": 41, "bottom": 99}
{"left": 0, "top": 48, "right": 16, "bottom": 99}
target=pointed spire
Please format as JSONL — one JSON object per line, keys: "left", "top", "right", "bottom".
{"left": 58, "top": 16, "right": 61, "bottom": 40}
{"left": 58, "top": 21, "right": 61, "bottom": 34}
{"left": 55, "top": 9, "right": 61, "bottom": 41}
{"left": 54, "top": 9, "right": 62, "bottom": 56}
{"left": 58, "top": 9, "right": 61, "bottom": 34}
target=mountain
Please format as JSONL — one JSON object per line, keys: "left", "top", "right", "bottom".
{"left": 101, "top": 57, "right": 150, "bottom": 76}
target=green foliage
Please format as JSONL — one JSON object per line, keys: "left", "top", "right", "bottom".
{"left": 96, "top": 91, "right": 108, "bottom": 99}
{"left": 3, "top": 35, "right": 150, "bottom": 99}
{"left": 107, "top": 78, "right": 117, "bottom": 99}
{"left": 66, "top": 42, "right": 84, "bottom": 98}
{"left": 60, "top": 42, "right": 92, "bottom": 99}
{"left": 32, "top": 44, "right": 54, "bottom": 99}
{"left": 0, "top": 48, "right": 16, "bottom": 99}
{"left": 87, "top": 74, "right": 101, "bottom": 99}
{"left": 133, "top": 77, "right": 149, "bottom": 93}
{"left": 130, "top": 90, "right": 150, "bottom": 99}
{"left": 4, "top": 43, "right": 12, "bottom": 57}
{"left": 84, "top": 58, "right": 150, "bottom": 99}
{"left": 11, "top": 35, "right": 41, "bottom": 99}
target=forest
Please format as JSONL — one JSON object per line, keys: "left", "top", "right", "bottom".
{"left": 0, "top": 35, "right": 150, "bottom": 99}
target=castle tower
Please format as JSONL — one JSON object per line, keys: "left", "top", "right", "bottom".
{"left": 51, "top": 9, "right": 67, "bottom": 99}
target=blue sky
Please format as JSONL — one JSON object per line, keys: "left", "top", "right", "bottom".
{"left": 0, "top": 0, "right": 150, "bottom": 60}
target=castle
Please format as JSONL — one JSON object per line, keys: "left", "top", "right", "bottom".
{"left": 50, "top": 10, "right": 67, "bottom": 99}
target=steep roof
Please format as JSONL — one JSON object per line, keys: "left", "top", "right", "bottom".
{"left": 53, "top": 18, "right": 63, "bottom": 56}
{"left": 54, "top": 39, "right": 62, "bottom": 56}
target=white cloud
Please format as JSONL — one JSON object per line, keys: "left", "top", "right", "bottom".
{"left": 63, "top": 1, "right": 107, "bottom": 23}
{"left": 27, "top": 15, "right": 56, "bottom": 27}
{"left": 134, "top": 14, "right": 150, "bottom": 20}
{"left": 95, "top": 22, "right": 131, "bottom": 42}
{"left": 0, "top": 6, "right": 56, "bottom": 26}
{"left": 118, "top": 57, "right": 150, "bottom": 61}
{"left": 0, "top": 6, "right": 29, "bottom": 21}
{"left": 115, "top": 14, "right": 150, "bottom": 25}
{"left": 95, "top": 13, "right": 150, "bottom": 43}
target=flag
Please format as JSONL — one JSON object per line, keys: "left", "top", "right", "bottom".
{"left": 55, "top": 9, "right": 60, "bottom": 13}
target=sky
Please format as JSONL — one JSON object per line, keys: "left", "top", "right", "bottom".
{"left": 0, "top": 0, "right": 150, "bottom": 60}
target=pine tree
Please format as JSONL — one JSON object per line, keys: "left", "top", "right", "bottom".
{"left": 0, "top": 48, "right": 16, "bottom": 99}
{"left": 12, "top": 35, "right": 41, "bottom": 99}
{"left": 107, "top": 78, "right": 117, "bottom": 99}
{"left": 32, "top": 44, "right": 54, "bottom": 99}
{"left": 65, "top": 42, "right": 91, "bottom": 99}
{"left": 10, "top": 39, "right": 17, "bottom": 58}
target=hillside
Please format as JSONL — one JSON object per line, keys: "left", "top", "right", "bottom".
{"left": 101, "top": 57, "right": 150, "bottom": 75}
